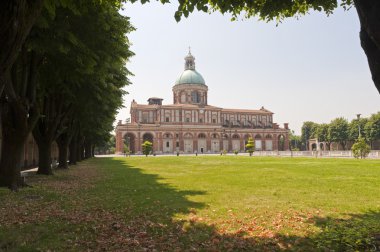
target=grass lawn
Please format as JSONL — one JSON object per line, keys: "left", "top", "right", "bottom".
{"left": 1, "top": 156, "right": 380, "bottom": 251}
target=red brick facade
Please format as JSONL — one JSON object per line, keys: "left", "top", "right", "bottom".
{"left": 116, "top": 52, "right": 290, "bottom": 154}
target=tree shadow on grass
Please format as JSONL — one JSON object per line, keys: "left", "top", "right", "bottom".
{"left": 86, "top": 158, "right": 380, "bottom": 251}
{"left": 1, "top": 158, "right": 380, "bottom": 251}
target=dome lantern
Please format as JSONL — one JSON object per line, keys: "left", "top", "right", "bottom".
{"left": 185, "top": 47, "right": 196, "bottom": 70}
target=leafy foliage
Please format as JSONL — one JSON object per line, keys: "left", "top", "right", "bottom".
{"left": 348, "top": 118, "right": 368, "bottom": 141}
{"left": 351, "top": 137, "right": 371, "bottom": 159}
{"left": 301, "top": 121, "right": 318, "bottom": 149}
{"left": 328, "top": 118, "right": 349, "bottom": 150}
{"left": 364, "top": 112, "right": 380, "bottom": 146}
{"left": 142, "top": 141, "right": 153, "bottom": 156}
{"left": 245, "top": 137, "right": 255, "bottom": 156}
{"left": 173, "top": 0, "right": 354, "bottom": 22}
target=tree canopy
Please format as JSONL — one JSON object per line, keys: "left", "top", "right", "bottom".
{"left": 0, "top": 0, "right": 134, "bottom": 189}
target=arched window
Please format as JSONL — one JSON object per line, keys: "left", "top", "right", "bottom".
{"left": 191, "top": 91, "right": 200, "bottom": 103}
{"left": 232, "top": 134, "right": 240, "bottom": 139}
{"left": 184, "top": 133, "right": 193, "bottom": 138}
{"left": 181, "top": 92, "right": 186, "bottom": 103}
{"left": 198, "top": 133, "right": 206, "bottom": 138}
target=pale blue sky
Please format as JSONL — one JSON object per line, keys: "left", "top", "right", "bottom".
{"left": 117, "top": 2, "right": 380, "bottom": 134}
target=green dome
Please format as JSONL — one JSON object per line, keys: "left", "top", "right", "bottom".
{"left": 175, "top": 69, "right": 206, "bottom": 85}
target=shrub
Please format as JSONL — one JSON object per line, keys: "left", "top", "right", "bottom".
{"left": 142, "top": 141, "right": 153, "bottom": 157}
{"left": 351, "top": 137, "right": 370, "bottom": 159}
{"left": 234, "top": 150, "right": 239, "bottom": 155}
{"left": 245, "top": 137, "right": 255, "bottom": 156}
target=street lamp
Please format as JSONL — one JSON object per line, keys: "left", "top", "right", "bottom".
{"left": 356, "top": 114, "right": 361, "bottom": 138}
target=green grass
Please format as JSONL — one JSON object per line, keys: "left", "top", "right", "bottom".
{"left": 1, "top": 156, "right": 380, "bottom": 251}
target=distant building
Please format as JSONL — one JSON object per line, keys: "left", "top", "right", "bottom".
{"left": 115, "top": 50, "right": 290, "bottom": 154}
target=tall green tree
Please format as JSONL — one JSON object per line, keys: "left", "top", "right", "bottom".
{"left": 348, "top": 117, "right": 368, "bottom": 141}
{"left": 364, "top": 112, "right": 380, "bottom": 148}
{"left": 315, "top": 123, "right": 331, "bottom": 150}
{"left": 329, "top": 117, "right": 349, "bottom": 150}
{"left": 0, "top": 0, "right": 133, "bottom": 188}
{"left": 301, "top": 121, "right": 318, "bottom": 150}
{"left": 33, "top": 1, "right": 133, "bottom": 174}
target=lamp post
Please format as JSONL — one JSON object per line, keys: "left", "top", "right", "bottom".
{"left": 356, "top": 114, "right": 361, "bottom": 138}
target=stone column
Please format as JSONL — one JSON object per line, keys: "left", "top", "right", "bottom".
{"left": 179, "top": 132, "right": 184, "bottom": 152}
{"left": 240, "top": 138, "right": 245, "bottom": 151}
{"left": 228, "top": 136, "right": 232, "bottom": 152}
{"left": 262, "top": 137, "right": 266, "bottom": 151}
{"left": 153, "top": 136, "right": 158, "bottom": 153}
{"left": 285, "top": 134, "right": 290, "bottom": 151}
{"left": 273, "top": 133, "right": 278, "bottom": 151}
{"left": 137, "top": 131, "right": 141, "bottom": 153}
{"left": 206, "top": 134, "right": 211, "bottom": 152}
{"left": 172, "top": 137, "right": 176, "bottom": 153}
{"left": 116, "top": 130, "right": 123, "bottom": 154}
{"left": 193, "top": 138, "right": 198, "bottom": 153}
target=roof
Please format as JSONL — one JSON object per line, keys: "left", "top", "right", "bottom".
{"left": 175, "top": 69, "right": 206, "bottom": 85}
{"left": 222, "top": 108, "right": 273, "bottom": 114}
{"left": 147, "top": 97, "right": 163, "bottom": 100}
{"left": 131, "top": 102, "right": 273, "bottom": 114}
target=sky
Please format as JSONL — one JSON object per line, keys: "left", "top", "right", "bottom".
{"left": 116, "top": 2, "right": 380, "bottom": 135}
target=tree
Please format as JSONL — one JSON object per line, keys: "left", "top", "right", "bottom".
{"left": 142, "top": 141, "right": 152, "bottom": 157}
{"left": 315, "top": 123, "right": 331, "bottom": 150}
{"left": 348, "top": 117, "right": 368, "bottom": 141}
{"left": 0, "top": 0, "right": 44, "bottom": 97}
{"left": 0, "top": 1, "right": 133, "bottom": 188}
{"left": 301, "top": 121, "right": 318, "bottom": 150}
{"left": 364, "top": 112, "right": 380, "bottom": 148}
{"left": 329, "top": 117, "right": 349, "bottom": 150}
{"left": 245, "top": 137, "right": 255, "bottom": 156}
{"left": 351, "top": 137, "right": 370, "bottom": 159}
{"left": 290, "top": 134, "right": 302, "bottom": 151}
{"left": 174, "top": 0, "right": 380, "bottom": 95}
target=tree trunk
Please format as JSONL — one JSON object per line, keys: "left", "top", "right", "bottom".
{"left": 85, "top": 141, "right": 92, "bottom": 159}
{"left": 354, "top": 0, "right": 380, "bottom": 94}
{"left": 77, "top": 136, "right": 84, "bottom": 162}
{"left": 0, "top": 0, "right": 44, "bottom": 95}
{"left": 57, "top": 133, "right": 69, "bottom": 169}
{"left": 0, "top": 132, "right": 25, "bottom": 190}
{"left": 0, "top": 100, "right": 31, "bottom": 190}
{"left": 36, "top": 140, "right": 53, "bottom": 175}
{"left": 91, "top": 144, "right": 95, "bottom": 157}
{"left": 69, "top": 139, "right": 77, "bottom": 165}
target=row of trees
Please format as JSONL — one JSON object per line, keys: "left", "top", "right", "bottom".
{"left": 1, "top": 0, "right": 379, "bottom": 190}
{"left": 292, "top": 112, "right": 380, "bottom": 151}
{"left": 0, "top": 1, "right": 134, "bottom": 190}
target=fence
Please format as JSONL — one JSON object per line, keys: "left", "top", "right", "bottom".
{"left": 251, "top": 150, "right": 380, "bottom": 159}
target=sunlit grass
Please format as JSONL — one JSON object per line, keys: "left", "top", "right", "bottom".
{"left": 1, "top": 156, "right": 379, "bottom": 251}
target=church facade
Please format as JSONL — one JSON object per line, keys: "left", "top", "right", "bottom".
{"left": 115, "top": 51, "right": 290, "bottom": 154}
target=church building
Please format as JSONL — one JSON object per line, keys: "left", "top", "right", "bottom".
{"left": 115, "top": 51, "right": 290, "bottom": 154}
